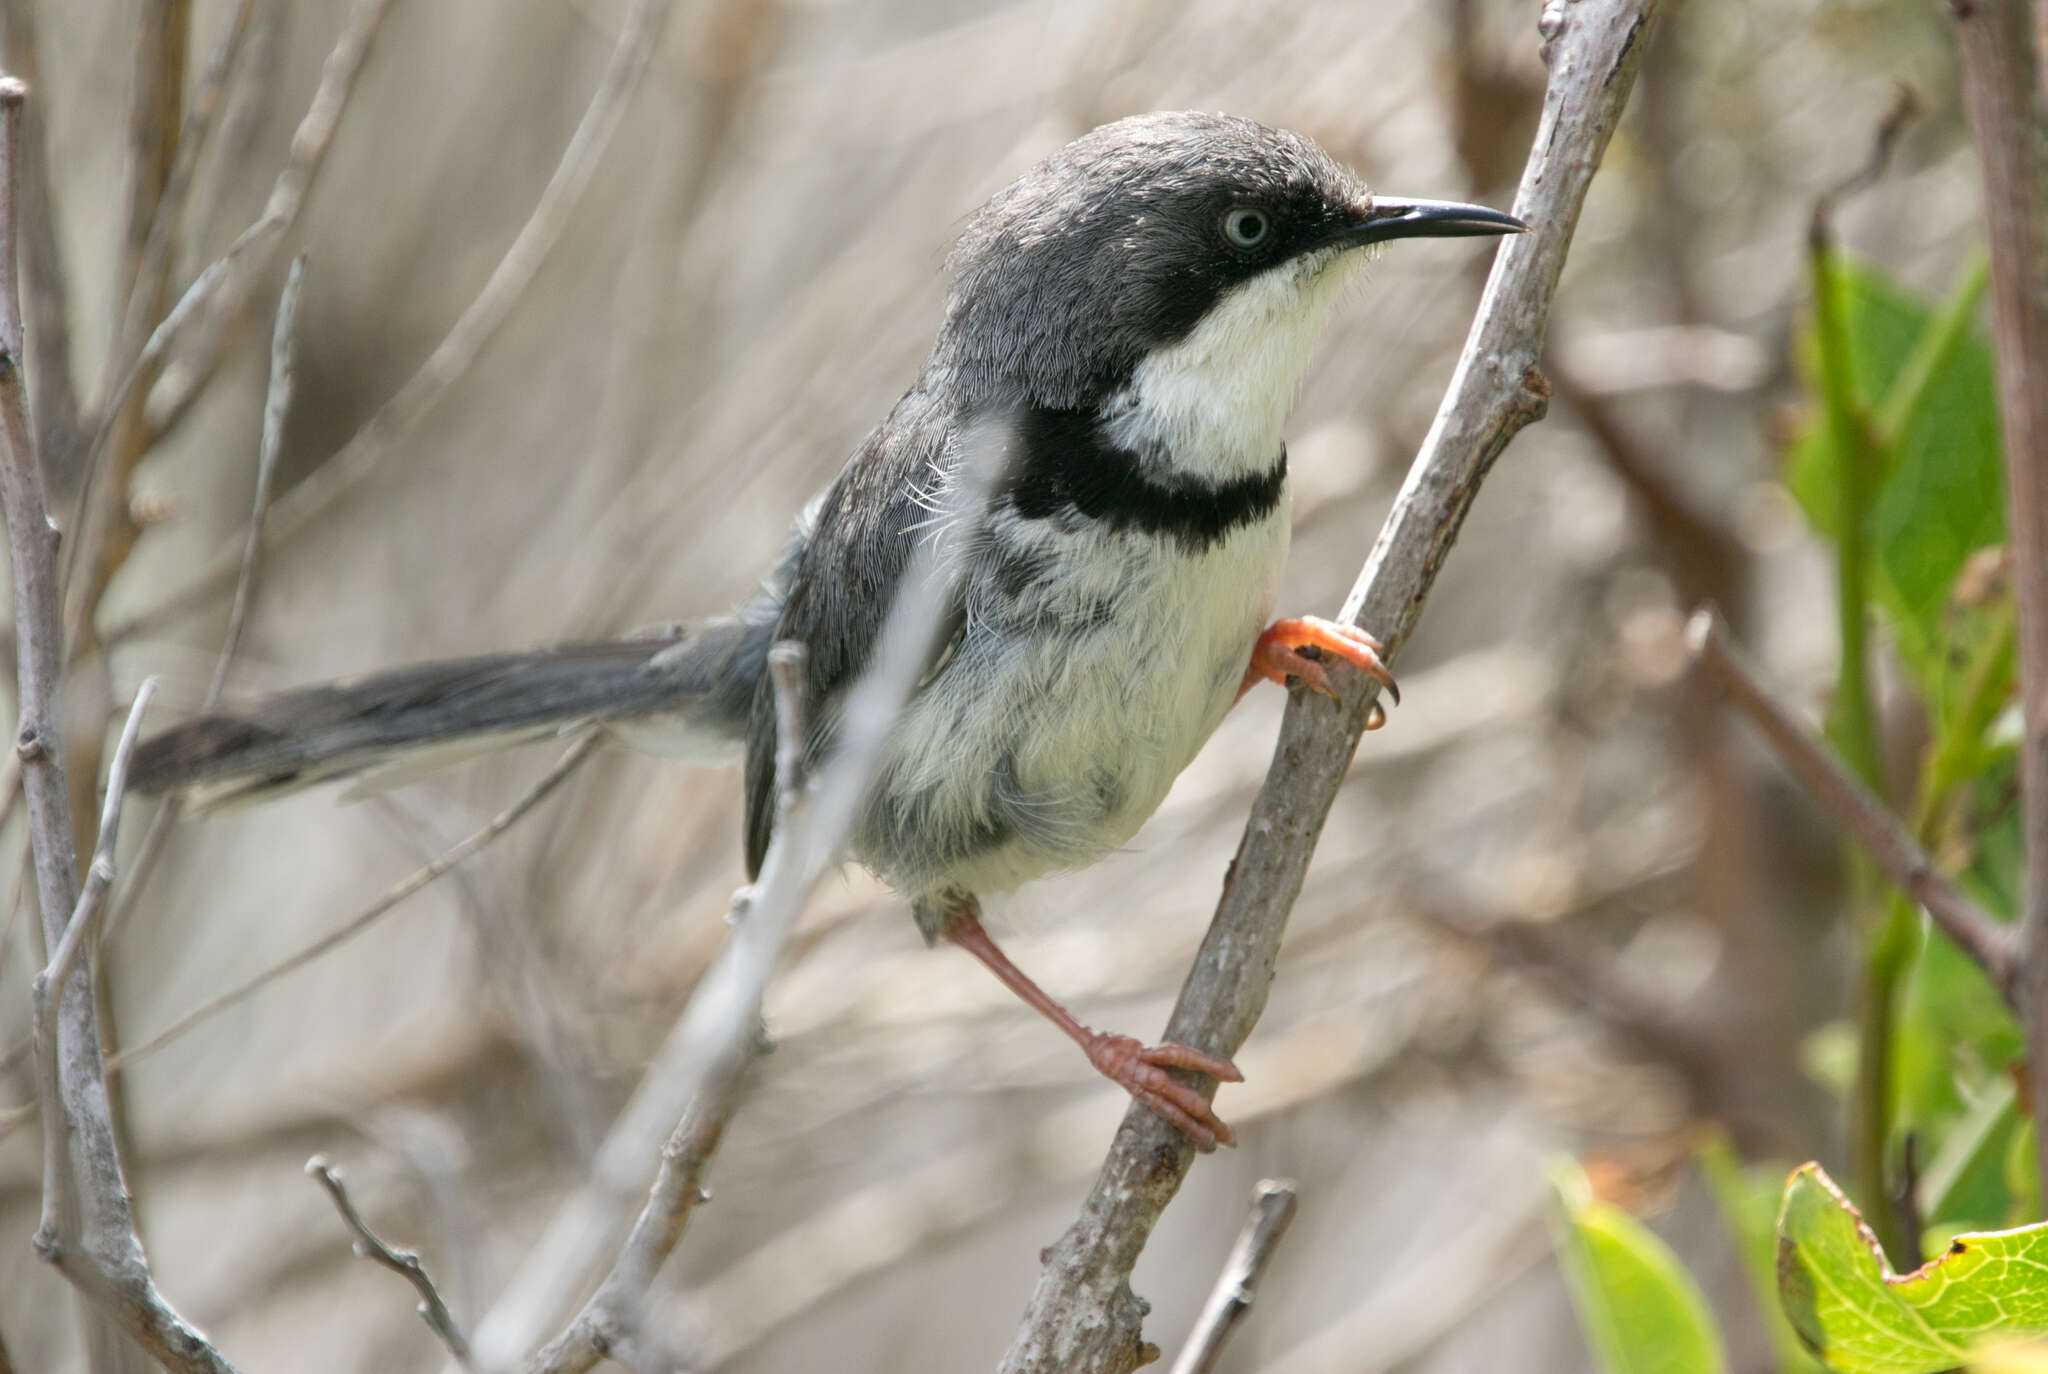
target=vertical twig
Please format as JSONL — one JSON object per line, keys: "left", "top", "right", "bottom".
{"left": 38, "top": 681, "right": 156, "bottom": 1005}
{"left": 1167, "top": 1180, "right": 1298, "bottom": 1374}
{"left": 63, "top": 0, "right": 395, "bottom": 653}
{"left": 0, "top": 75, "right": 240, "bottom": 1374}
{"left": 108, "top": 0, "right": 260, "bottom": 417}
{"left": 997, "top": 4, "right": 1656, "bottom": 1369}
{"left": 0, "top": 0, "right": 78, "bottom": 491}
{"left": 208, "top": 252, "right": 302, "bottom": 703}
{"left": 1950, "top": 0, "right": 2048, "bottom": 1190}
{"left": 1806, "top": 89, "right": 1918, "bottom": 1263}
{"left": 103, "top": 250, "right": 308, "bottom": 951}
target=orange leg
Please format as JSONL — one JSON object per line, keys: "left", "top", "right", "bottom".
{"left": 1241, "top": 616, "right": 1399, "bottom": 728}
{"left": 942, "top": 900, "right": 1242, "bottom": 1149}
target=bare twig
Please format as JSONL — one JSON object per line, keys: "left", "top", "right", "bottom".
{"left": 98, "top": 798, "right": 176, "bottom": 949}
{"left": 114, "top": 0, "right": 190, "bottom": 332}
{"left": 997, "top": 6, "right": 1656, "bottom": 1369}
{"left": 1686, "top": 607, "right": 2016, "bottom": 987}
{"left": 208, "top": 252, "right": 303, "bottom": 702}
{"left": 140, "top": 0, "right": 393, "bottom": 436}
{"left": 63, "top": 0, "right": 393, "bottom": 648}
{"left": 0, "top": 1, "right": 78, "bottom": 489}
{"left": 768, "top": 640, "right": 808, "bottom": 829}
{"left": 1949, "top": 0, "right": 2048, "bottom": 1188}
{"left": 470, "top": 426, "right": 1010, "bottom": 1374}
{"left": 100, "top": 253, "right": 304, "bottom": 951}
{"left": 520, "top": 646, "right": 814, "bottom": 1374}
{"left": 101, "top": 0, "right": 673, "bottom": 649}
{"left": 0, "top": 76, "right": 240, "bottom": 1374}
{"left": 1168, "top": 1180, "right": 1299, "bottom": 1374}
{"left": 109, "top": 0, "right": 261, "bottom": 422}
{"left": 40, "top": 681, "right": 156, "bottom": 1005}
{"left": 306, "top": 1155, "right": 472, "bottom": 1366}
{"left": 32, "top": 680, "right": 154, "bottom": 1278}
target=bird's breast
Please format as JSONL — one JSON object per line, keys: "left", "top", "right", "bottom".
{"left": 856, "top": 478, "right": 1290, "bottom": 901}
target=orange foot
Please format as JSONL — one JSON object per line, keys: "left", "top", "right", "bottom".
{"left": 1082, "top": 1031, "right": 1243, "bottom": 1150}
{"left": 1242, "top": 616, "right": 1399, "bottom": 726}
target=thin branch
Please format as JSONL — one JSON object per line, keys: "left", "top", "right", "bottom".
{"left": 1686, "top": 607, "right": 2016, "bottom": 987}
{"left": 1950, "top": 0, "right": 2048, "bottom": 1189}
{"left": 113, "top": 0, "right": 190, "bottom": 337}
{"left": 306, "top": 1155, "right": 472, "bottom": 1366}
{"left": 0, "top": 77, "right": 240, "bottom": 1374}
{"left": 41, "top": 680, "right": 156, "bottom": 1004}
{"left": 139, "top": 0, "right": 392, "bottom": 437}
{"left": 0, "top": 0, "right": 79, "bottom": 489}
{"left": 1808, "top": 86, "right": 1921, "bottom": 1268}
{"left": 32, "top": 683, "right": 156, "bottom": 1263}
{"left": 469, "top": 425, "right": 1011, "bottom": 1374}
{"left": 108, "top": 0, "right": 261, "bottom": 427}
{"left": 98, "top": 797, "right": 175, "bottom": 949}
{"left": 106, "top": 730, "right": 599, "bottom": 1076}
{"left": 101, "top": 253, "right": 304, "bottom": 952}
{"left": 62, "top": 0, "right": 393, "bottom": 647}
{"left": 1167, "top": 1180, "right": 1298, "bottom": 1374}
{"left": 520, "top": 644, "right": 809, "bottom": 1374}
{"left": 208, "top": 252, "right": 302, "bottom": 703}
{"left": 768, "top": 639, "right": 807, "bottom": 828}
{"left": 997, "top": 5, "right": 1656, "bottom": 1369}
{"left": 101, "top": 0, "right": 673, "bottom": 650}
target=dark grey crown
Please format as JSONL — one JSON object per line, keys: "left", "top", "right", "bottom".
{"left": 933, "top": 111, "right": 1370, "bottom": 411}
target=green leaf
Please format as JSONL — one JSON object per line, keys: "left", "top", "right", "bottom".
{"left": 1869, "top": 262, "right": 2001, "bottom": 646}
{"left": 1784, "top": 258, "right": 2005, "bottom": 696}
{"left": 1895, "top": 929, "right": 2023, "bottom": 1142}
{"left": 1777, "top": 1162, "right": 2048, "bottom": 1372}
{"left": 1551, "top": 1160, "right": 1729, "bottom": 1374}
{"left": 1916, "top": 1076, "right": 2024, "bottom": 1237}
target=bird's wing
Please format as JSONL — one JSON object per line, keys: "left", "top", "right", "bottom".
{"left": 741, "top": 387, "right": 966, "bottom": 878}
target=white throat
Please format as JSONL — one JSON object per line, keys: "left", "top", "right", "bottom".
{"left": 1100, "top": 248, "right": 1365, "bottom": 483}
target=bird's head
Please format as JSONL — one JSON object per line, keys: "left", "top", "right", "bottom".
{"left": 934, "top": 111, "right": 1523, "bottom": 465}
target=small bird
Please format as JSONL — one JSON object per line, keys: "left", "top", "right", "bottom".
{"left": 133, "top": 112, "right": 1523, "bottom": 1148}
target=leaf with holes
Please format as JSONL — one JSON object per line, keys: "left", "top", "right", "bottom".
{"left": 1777, "top": 1162, "right": 2048, "bottom": 1373}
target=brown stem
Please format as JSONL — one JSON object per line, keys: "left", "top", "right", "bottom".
{"left": 1950, "top": 0, "right": 2048, "bottom": 1189}
{"left": 1687, "top": 608, "right": 2016, "bottom": 989}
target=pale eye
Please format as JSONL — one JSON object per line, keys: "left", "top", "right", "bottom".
{"left": 1222, "top": 207, "right": 1271, "bottom": 248}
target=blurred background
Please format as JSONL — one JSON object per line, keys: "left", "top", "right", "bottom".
{"left": 0, "top": 0, "right": 2006, "bottom": 1369}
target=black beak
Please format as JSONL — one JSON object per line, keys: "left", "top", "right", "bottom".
{"left": 1339, "top": 196, "right": 1528, "bottom": 247}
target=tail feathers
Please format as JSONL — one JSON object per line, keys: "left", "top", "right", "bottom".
{"left": 133, "top": 619, "right": 769, "bottom": 808}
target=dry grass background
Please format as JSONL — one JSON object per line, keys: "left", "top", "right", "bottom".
{"left": 0, "top": 0, "right": 1992, "bottom": 1369}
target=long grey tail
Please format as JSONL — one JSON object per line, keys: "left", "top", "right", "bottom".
{"left": 131, "top": 616, "right": 776, "bottom": 809}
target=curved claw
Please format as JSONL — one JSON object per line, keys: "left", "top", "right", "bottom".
{"left": 1084, "top": 1032, "right": 1240, "bottom": 1150}
{"left": 1243, "top": 615, "right": 1400, "bottom": 707}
